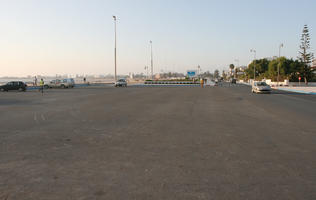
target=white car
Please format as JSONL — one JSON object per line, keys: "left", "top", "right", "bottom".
{"left": 44, "top": 78, "right": 75, "bottom": 89}
{"left": 115, "top": 79, "right": 127, "bottom": 87}
{"left": 252, "top": 82, "right": 271, "bottom": 94}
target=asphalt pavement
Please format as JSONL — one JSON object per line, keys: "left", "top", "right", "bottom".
{"left": 1, "top": 84, "right": 316, "bottom": 200}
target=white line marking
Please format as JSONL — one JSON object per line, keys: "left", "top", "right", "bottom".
{"left": 34, "top": 113, "right": 39, "bottom": 123}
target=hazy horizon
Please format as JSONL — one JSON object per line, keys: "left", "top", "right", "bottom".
{"left": 1, "top": 0, "right": 315, "bottom": 77}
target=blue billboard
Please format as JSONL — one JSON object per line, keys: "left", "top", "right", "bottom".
{"left": 187, "top": 70, "right": 197, "bottom": 78}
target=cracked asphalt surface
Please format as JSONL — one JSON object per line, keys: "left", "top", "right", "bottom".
{"left": 1, "top": 84, "right": 316, "bottom": 199}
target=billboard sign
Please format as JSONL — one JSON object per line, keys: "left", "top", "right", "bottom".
{"left": 187, "top": 70, "right": 198, "bottom": 78}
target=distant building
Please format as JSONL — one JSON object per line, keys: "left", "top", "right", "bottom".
{"left": 237, "top": 66, "right": 247, "bottom": 72}
{"left": 129, "top": 73, "right": 134, "bottom": 79}
{"left": 265, "top": 56, "right": 278, "bottom": 61}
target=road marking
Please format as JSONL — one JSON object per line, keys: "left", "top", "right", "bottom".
{"left": 34, "top": 113, "right": 39, "bottom": 124}
{"left": 276, "top": 92, "right": 316, "bottom": 104}
{"left": 41, "top": 114, "right": 45, "bottom": 121}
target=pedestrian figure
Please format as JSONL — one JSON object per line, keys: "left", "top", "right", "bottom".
{"left": 34, "top": 76, "right": 37, "bottom": 86}
{"left": 200, "top": 78, "right": 204, "bottom": 88}
{"left": 39, "top": 78, "right": 44, "bottom": 94}
{"left": 83, "top": 77, "right": 86, "bottom": 83}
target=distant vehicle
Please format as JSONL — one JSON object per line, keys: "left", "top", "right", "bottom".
{"left": 62, "top": 78, "right": 75, "bottom": 88}
{"left": 231, "top": 79, "right": 237, "bottom": 84}
{"left": 44, "top": 78, "right": 75, "bottom": 89}
{"left": 115, "top": 79, "right": 127, "bottom": 87}
{"left": 0, "top": 81, "right": 27, "bottom": 92}
{"left": 252, "top": 82, "right": 271, "bottom": 94}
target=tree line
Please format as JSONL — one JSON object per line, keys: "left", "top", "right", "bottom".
{"left": 234, "top": 25, "right": 315, "bottom": 84}
{"left": 243, "top": 57, "right": 312, "bottom": 83}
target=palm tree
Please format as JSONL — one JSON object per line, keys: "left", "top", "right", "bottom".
{"left": 229, "top": 64, "right": 235, "bottom": 78}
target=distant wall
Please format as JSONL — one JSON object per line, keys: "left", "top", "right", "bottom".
{"left": 240, "top": 79, "right": 316, "bottom": 87}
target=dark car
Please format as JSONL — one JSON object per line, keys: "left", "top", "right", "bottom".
{"left": 231, "top": 79, "right": 237, "bottom": 84}
{"left": 0, "top": 81, "right": 27, "bottom": 92}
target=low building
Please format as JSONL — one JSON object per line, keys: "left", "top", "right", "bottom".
{"left": 265, "top": 56, "right": 278, "bottom": 61}
{"left": 237, "top": 66, "right": 247, "bottom": 72}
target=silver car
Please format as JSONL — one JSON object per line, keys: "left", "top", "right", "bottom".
{"left": 252, "top": 82, "right": 271, "bottom": 93}
{"left": 44, "top": 78, "right": 75, "bottom": 89}
{"left": 115, "top": 79, "right": 127, "bottom": 87}
{"left": 62, "top": 78, "right": 75, "bottom": 88}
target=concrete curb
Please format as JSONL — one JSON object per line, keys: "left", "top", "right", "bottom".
{"left": 276, "top": 88, "right": 316, "bottom": 95}
{"left": 144, "top": 81, "right": 198, "bottom": 85}
{"left": 130, "top": 84, "right": 201, "bottom": 87}
{"left": 26, "top": 83, "right": 113, "bottom": 91}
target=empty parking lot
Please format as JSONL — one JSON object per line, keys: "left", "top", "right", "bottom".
{"left": 1, "top": 85, "right": 316, "bottom": 200}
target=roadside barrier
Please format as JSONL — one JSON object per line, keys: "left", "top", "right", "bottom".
{"left": 144, "top": 81, "right": 199, "bottom": 85}
{"left": 26, "top": 83, "right": 113, "bottom": 91}
{"left": 131, "top": 84, "right": 201, "bottom": 87}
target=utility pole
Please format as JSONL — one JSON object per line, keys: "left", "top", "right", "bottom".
{"left": 150, "top": 41, "right": 153, "bottom": 79}
{"left": 250, "top": 49, "right": 256, "bottom": 83}
{"left": 278, "top": 43, "right": 284, "bottom": 87}
{"left": 145, "top": 66, "right": 149, "bottom": 79}
{"left": 113, "top": 16, "right": 117, "bottom": 82}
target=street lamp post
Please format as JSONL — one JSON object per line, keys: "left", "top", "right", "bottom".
{"left": 113, "top": 16, "right": 117, "bottom": 82}
{"left": 278, "top": 43, "right": 284, "bottom": 87}
{"left": 250, "top": 49, "right": 256, "bottom": 82}
{"left": 150, "top": 41, "right": 153, "bottom": 80}
{"left": 145, "top": 66, "right": 149, "bottom": 79}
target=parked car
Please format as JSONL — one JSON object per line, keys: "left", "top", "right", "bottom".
{"left": 62, "top": 78, "right": 75, "bottom": 88}
{"left": 115, "top": 79, "right": 127, "bottom": 87}
{"left": 252, "top": 82, "right": 272, "bottom": 93}
{"left": 0, "top": 81, "right": 27, "bottom": 92}
{"left": 44, "top": 78, "right": 75, "bottom": 89}
{"left": 44, "top": 79, "right": 61, "bottom": 89}
{"left": 231, "top": 79, "right": 237, "bottom": 84}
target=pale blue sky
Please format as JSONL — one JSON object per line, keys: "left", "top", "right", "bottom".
{"left": 0, "top": 0, "right": 315, "bottom": 76}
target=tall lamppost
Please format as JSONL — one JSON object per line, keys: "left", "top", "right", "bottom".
{"left": 113, "top": 16, "right": 117, "bottom": 81}
{"left": 250, "top": 49, "right": 256, "bottom": 82}
{"left": 145, "top": 66, "right": 149, "bottom": 79}
{"left": 150, "top": 41, "right": 153, "bottom": 79}
{"left": 278, "top": 43, "right": 284, "bottom": 87}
